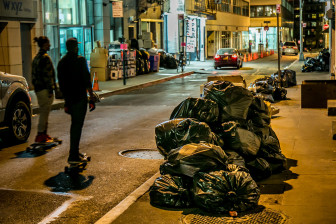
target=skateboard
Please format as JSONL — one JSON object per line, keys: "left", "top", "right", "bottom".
{"left": 26, "top": 138, "right": 62, "bottom": 153}
{"left": 64, "top": 154, "right": 91, "bottom": 175}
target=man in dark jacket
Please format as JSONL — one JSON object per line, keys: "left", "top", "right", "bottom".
{"left": 57, "top": 37, "right": 95, "bottom": 163}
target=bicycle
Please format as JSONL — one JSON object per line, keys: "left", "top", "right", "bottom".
{"left": 177, "top": 52, "right": 186, "bottom": 73}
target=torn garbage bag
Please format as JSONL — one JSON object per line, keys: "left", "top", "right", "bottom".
{"left": 160, "top": 142, "right": 228, "bottom": 178}
{"left": 170, "top": 97, "right": 219, "bottom": 124}
{"left": 204, "top": 81, "right": 253, "bottom": 122}
{"left": 222, "top": 121, "right": 261, "bottom": 157}
{"left": 155, "top": 118, "right": 224, "bottom": 158}
{"left": 193, "top": 164, "right": 260, "bottom": 213}
{"left": 149, "top": 174, "right": 193, "bottom": 208}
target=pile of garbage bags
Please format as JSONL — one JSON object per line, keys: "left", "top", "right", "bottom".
{"left": 302, "top": 48, "right": 330, "bottom": 72}
{"left": 248, "top": 69, "right": 297, "bottom": 103}
{"left": 150, "top": 81, "right": 287, "bottom": 214}
{"left": 158, "top": 49, "right": 178, "bottom": 69}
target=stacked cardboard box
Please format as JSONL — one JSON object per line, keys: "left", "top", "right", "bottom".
{"left": 142, "top": 32, "right": 154, "bottom": 49}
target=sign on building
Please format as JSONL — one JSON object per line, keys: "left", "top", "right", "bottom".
{"left": 112, "top": 1, "right": 123, "bottom": 18}
{"left": 186, "top": 18, "right": 196, "bottom": 53}
{"left": 0, "top": 0, "right": 37, "bottom": 19}
{"left": 276, "top": 4, "right": 281, "bottom": 14}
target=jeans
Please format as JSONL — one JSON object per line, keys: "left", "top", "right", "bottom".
{"left": 35, "top": 89, "right": 54, "bottom": 133}
{"left": 68, "top": 98, "right": 88, "bottom": 160}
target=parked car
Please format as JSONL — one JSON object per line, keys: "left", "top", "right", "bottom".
{"left": 0, "top": 71, "right": 32, "bottom": 142}
{"left": 282, "top": 41, "right": 298, "bottom": 55}
{"left": 214, "top": 48, "right": 243, "bottom": 69}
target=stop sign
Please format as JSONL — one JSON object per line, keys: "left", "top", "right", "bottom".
{"left": 323, "top": 24, "right": 329, "bottom": 30}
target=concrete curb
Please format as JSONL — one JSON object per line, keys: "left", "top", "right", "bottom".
{"left": 32, "top": 71, "right": 194, "bottom": 115}
{"left": 95, "top": 172, "right": 160, "bottom": 224}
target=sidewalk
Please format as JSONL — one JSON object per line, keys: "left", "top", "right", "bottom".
{"left": 96, "top": 59, "right": 336, "bottom": 224}
{"left": 30, "top": 60, "right": 215, "bottom": 114}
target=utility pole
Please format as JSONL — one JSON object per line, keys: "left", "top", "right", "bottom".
{"left": 276, "top": 4, "right": 281, "bottom": 87}
{"left": 299, "top": 0, "right": 305, "bottom": 61}
{"left": 329, "top": 0, "right": 332, "bottom": 74}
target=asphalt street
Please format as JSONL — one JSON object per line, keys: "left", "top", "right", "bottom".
{"left": 0, "top": 55, "right": 299, "bottom": 224}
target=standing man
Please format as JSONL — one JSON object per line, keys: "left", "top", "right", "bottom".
{"left": 57, "top": 37, "right": 96, "bottom": 164}
{"left": 32, "top": 36, "right": 56, "bottom": 142}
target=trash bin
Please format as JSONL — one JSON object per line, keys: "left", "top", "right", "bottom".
{"left": 149, "top": 55, "right": 160, "bottom": 72}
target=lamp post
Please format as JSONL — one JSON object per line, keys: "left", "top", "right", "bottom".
{"left": 299, "top": 0, "right": 305, "bottom": 61}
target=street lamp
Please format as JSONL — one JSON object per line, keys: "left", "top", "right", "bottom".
{"left": 299, "top": 0, "right": 305, "bottom": 61}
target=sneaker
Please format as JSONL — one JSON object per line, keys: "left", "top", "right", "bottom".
{"left": 35, "top": 133, "right": 48, "bottom": 143}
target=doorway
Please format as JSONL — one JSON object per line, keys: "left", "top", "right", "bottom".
{"left": 20, "top": 23, "right": 33, "bottom": 88}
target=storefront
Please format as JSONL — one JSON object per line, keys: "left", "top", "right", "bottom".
{"left": 43, "top": 0, "right": 94, "bottom": 67}
{"left": 0, "top": 0, "right": 38, "bottom": 87}
{"left": 248, "top": 26, "right": 291, "bottom": 52}
{"left": 162, "top": 0, "right": 207, "bottom": 61}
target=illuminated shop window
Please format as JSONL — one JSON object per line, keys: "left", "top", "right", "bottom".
{"left": 59, "top": 0, "right": 79, "bottom": 25}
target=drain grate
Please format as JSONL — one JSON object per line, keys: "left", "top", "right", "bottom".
{"left": 179, "top": 208, "right": 288, "bottom": 224}
{"left": 119, "top": 149, "right": 164, "bottom": 160}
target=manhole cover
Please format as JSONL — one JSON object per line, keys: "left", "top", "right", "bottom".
{"left": 119, "top": 149, "right": 164, "bottom": 160}
{"left": 179, "top": 207, "right": 288, "bottom": 224}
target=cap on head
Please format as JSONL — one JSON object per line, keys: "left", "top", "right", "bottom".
{"left": 66, "top": 37, "right": 80, "bottom": 51}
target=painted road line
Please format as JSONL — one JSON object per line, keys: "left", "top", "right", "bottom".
{"left": 95, "top": 172, "right": 160, "bottom": 224}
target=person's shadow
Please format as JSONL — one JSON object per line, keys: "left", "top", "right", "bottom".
{"left": 44, "top": 172, "right": 94, "bottom": 192}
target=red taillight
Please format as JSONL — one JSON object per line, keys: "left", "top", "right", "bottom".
{"left": 214, "top": 54, "right": 220, "bottom": 59}
{"left": 293, "top": 46, "right": 298, "bottom": 49}
{"left": 232, "top": 54, "right": 238, "bottom": 59}
{"left": 283, "top": 46, "right": 287, "bottom": 49}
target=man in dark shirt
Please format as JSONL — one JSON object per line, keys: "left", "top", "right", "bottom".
{"left": 57, "top": 37, "right": 95, "bottom": 163}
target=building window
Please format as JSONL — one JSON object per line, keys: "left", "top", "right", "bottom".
{"left": 221, "top": 31, "right": 231, "bottom": 48}
{"left": 312, "top": 14, "right": 316, "bottom": 19}
{"left": 250, "top": 7, "right": 256, "bottom": 17}
{"left": 232, "top": 32, "right": 240, "bottom": 49}
{"left": 311, "top": 22, "right": 316, "bottom": 27}
{"left": 59, "top": 0, "right": 79, "bottom": 25}
{"left": 44, "top": 0, "right": 58, "bottom": 24}
{"left": 257, "top": 6, "right": 264, "bottom": 17}
{"left": 265, "top": 6, "right": 276, "bottom": 17}
{"left": 242, "top": 1, "right": 249, "bottom": 16}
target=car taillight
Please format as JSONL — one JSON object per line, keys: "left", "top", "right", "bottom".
{"left": 214, "top": 54, "right": 220, "bottom": 59}
{"left": 282, "top": 46, "right": 287, "bottom": 49}
{"left": 232, "top": 54, "right": 238, "bottom": 59}
{"left": 293, "top": 46, "right": 298, "bottom": 49}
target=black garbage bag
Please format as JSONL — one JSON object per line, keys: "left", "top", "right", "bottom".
{"left": 155, "top": 118, "right": 224, "bottom": 158}
{"left": 222, "top": 121, "right": 261, "bottom": 157}
{"left": 246, "top": 158, "right": 272, "bottom": 181}
{"left": 170, "top": 97, "right": 219, "bottom": 124}
{"left": 247, "top": 96, "right": 271, "bottom": 128}
{"left": 193, "top": 164, "right": 260, "bottom": 213}
{"left": 155, "top": 118, "right": 184, "bottom": 157}
{"left": 160, "top": 142, "right": 228, "bottom": 177}
{"left": 272, "top": 87, "right": 287, "bottom": 101}
{"left": 204, "top": 81, "right": 253, "bottom": 122}
{"left": 256, "top": 127, "right": 287, "bottom": 173}
{"left": 271, "top": 69, "right": 297, "bottom": 88}
{"left": 166, "top": 54, "right": 177, "bottom": 69}
{"left": 149, "top": 174, "right": 193, "bottom": 208}
{"left": 226, "top": 150, "right": 246, "bottom": 168}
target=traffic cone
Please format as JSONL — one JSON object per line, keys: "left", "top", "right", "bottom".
{"left": 260, "top": 51, "right": 263, "bottom": 58}
{"left": 243, "top": 54, "right": 247, "bottom": 62}
{"left": 248, "top": 53, "right": 252, "bottom": 61}
{"left": 92, "top": 72, "right": 100, "bottom": 91}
